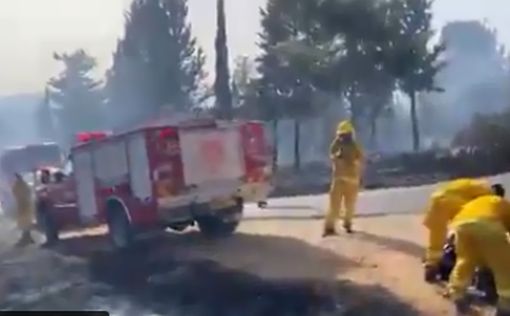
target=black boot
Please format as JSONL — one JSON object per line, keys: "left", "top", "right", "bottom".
{"left": 343, "top": 222, "right": 353, "bottom": 234}
{"left": 25, "top": 231, "right": 35, "bottom": 244}
{"left": 322, "top": 227, "right": 338, "bottom": 237}
{"left": 454, "top": 296, "right": 471, "bottom": 315}
{"left": 424, "top": 264, "right": 439, "bottom": 283}
{"left": 14, "top": 231, "right": 34, "bottom": 248}
{"left": 475, "top": 268, "right": 498, "bottom": 304}
{"left": 496, "top": 308, "right": 510, "bottom": 316}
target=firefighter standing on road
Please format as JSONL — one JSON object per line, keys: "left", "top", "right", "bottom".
{"left": 323, "top": 120, "right": 364, "bottom": 236}
{"left": 422, "top": 178, "right": 499, "bottom": 282}
{"left": 12, "top": 173, "right": 35, "bottom": 247}
{"left": 447, "top": 192, "right": 510, "bottom": 316}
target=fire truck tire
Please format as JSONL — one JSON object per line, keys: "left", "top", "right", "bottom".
{"left": 197, "top": 199, "right": 243, "bottom": 238}
{"left": 107, "top": 208, "right": 134, "bottom": 251}
{"left": 36, "top": 206, "right": 59, "bottom": 244}
{"left": 197, "top": 216, "right": 239, "bottom": 238}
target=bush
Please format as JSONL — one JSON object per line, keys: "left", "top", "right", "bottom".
{"left": 453, "top": 108, "right": 510, "bottom": 173}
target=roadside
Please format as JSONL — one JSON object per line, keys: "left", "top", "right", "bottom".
{"left": 0, "top": 213, "right": 480, "bottom": 315}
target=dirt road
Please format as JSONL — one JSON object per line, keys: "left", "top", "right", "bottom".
{"left": 0, "top": 214, "right": 482, "bottom": 315}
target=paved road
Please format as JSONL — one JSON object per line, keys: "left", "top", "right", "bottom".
{"left": 244, "top": 172, "right": 510, "bottom": 219}
{"left": 244, "top": 184, "right": 436, "bottom": 219}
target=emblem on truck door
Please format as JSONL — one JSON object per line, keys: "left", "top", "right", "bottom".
{"left": 201, "top": 139, "right": 225, "bottom": 174}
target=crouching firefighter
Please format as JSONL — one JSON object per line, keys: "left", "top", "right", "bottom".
{"left": 439, "top": 234, "right": 499, "bottom": 305}
{"left": 323, "top": 120, "right": 364, "bottom": 236}
{"left": 422, "top": 178, "right": 501, "bottom": 282}
{"left": 447, "top": 189, "right": 510, "bottom": 316}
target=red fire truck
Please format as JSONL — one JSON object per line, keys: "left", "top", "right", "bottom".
{"left": 34, "top": 118, "right": 271, "bottom": 249}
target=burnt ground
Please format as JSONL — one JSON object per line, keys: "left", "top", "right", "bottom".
{"left": 0, "top": 219, "right": 423, "bottom": 316}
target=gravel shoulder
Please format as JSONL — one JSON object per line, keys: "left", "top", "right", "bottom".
{"left": 0, "top": 214, "right": 482, "bottom": 315}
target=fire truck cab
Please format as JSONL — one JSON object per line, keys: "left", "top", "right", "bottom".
{"left": 35, "top": 118, "right": 271, "bottom": 249}
{"left": 0, "top": 143, "right": 63, "bottom": 218}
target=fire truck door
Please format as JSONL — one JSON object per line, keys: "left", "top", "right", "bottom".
{"left": 73, "top": 150, "right": 97, "bottom": 223}
{"left": 127, "top": 133, "right": 152, "bottom": 201}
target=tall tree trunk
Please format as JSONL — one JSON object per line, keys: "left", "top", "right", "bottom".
{"left": 410, "top": 90, "right": 420, "bottom": 151}
{"left": 272, "top": 119, "right": 279, "bottom": 173}
{"left": 294, "top": 119, "right": 301, "bottom": 171}
{"left": 214, "top": 0, "right": 233, "bottom": 120}
{"left": 348, "top": 91, "right": 362, "bottom": 134}
{"left": 370, "top": 115, "right": 377, "bottom": 150}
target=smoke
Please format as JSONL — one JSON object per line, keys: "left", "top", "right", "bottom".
{"left": 416, "top": 21, "right": 510, "bottom": 147}
{"left": 0, "top": 93, "right": 41, "bottom": 148}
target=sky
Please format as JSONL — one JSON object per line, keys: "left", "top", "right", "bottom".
{"left": 0, "top": 0, "right": 509, "bottom": 96}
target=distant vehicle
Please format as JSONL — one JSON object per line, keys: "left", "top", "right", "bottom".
{"left": 34, "top": 118, "right": 271, "bottom": 249}
{"left": 0, "top": 142, "right": 63, "bottom": 175}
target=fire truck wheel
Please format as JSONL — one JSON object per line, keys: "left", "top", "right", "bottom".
{"left": 36, "top": 207, "right": 59, "bottom": 244}
{"left": 197, "top": 200, "right": 243, "bottom": 238}
{"left": 197, "top": 216, "right": 239, "bottom": 238}
{"left": 107, "top": 209, "right": 134, "bottom": 251}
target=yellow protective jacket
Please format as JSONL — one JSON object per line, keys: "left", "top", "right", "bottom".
{"left": 451, "top": 195, "right": 510, "bottom": 231}
{"left": 12, "top": 177, "right": 34, "bottom": 231}
{"left": 423, "top": 178, "right": 492, "bottom": 228}
{"left": 439, "top": 178, "right": 493, "bottom": 200}
{"left": 422, "top": 178, "right": 493, "bottom": 265}
{"left": 448, "top": 195, "right": 510, "bottom": 303}
{"left": 329, "top": 121, "right": 364, "bottom": 182}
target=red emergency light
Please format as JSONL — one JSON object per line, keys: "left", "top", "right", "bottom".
{"left": 159, "top": 128, "right": 177, "bottom": 139}
{"left": 76, "top": 131, "right": 109, "bottom": 143}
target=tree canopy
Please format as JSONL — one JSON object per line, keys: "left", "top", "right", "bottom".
{"left": 48, "top": 49, "right": 105, "bottom": 144}
{"left": 105, "top": 0, "right": 206, "bottom": 128}
{"left": 254, "top": 0, "right": 444, "bottom": 151}
{"left": 214, "top": 0, "right": 233, "bottom": 120}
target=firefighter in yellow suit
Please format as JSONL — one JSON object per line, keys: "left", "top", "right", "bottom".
{"left": 323, "top": 120, "right": 364, "bottom": 236}
{"left": 447, "top": 190, "right": 510, "bottom": 316}
{"left": 12, "top": 173, "right": 35, "bottom": 247}
{"left": 422, "top": 178, "right": 496, "bottom": 282}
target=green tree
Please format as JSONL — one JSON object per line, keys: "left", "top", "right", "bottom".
{"left": 214, "top": 0, "right": 233, "bottom": 120}
{"left": 48, "top": 49, "right": 104, "bottom": 143}
{"left": 257, "top": 0, "right": 446, "bottom": 156}
{"left": 283, "top": 0, "right": 398, "bottom": 147}
{"left": 36, "top": 87, "right": 56, "bottom": 141}
{"left": 106, "top": 0, "right": 206, "bottom": 128}
{"left": 363, "top": 70, "right": 396, "bottom": 148}
{"left": 258, "top": 0, "right": 327, "bottom": 170}
{"left": 383, "top": 0, "right": 445, "bottom": 151}
{"left": 163, "top": 0, "right": 207, "bottom": 108}
{"left": 232, "top": 55, "right": 256, "bottom": 110}
{"left": 104, "top": 40, "right": 153, "bottom": 129}
{"left": 232, "top": 56, "right": 254, "bottom": 101}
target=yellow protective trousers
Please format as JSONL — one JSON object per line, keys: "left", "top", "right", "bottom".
{"left": 423, "top": 194, "right": 467, "bottom": 266}
{"left": 324, "top": 178, "right": 359, "bottom": 230}
{"left": 448, "top": 220, "right": 510, "bottom": 308}
{"left": 12, "top": 178, "right": 34, "bottom": 231}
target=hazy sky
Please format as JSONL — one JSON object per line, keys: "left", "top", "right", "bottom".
{"left": 0, "top": 0, "right": 509, "bottom": 96}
